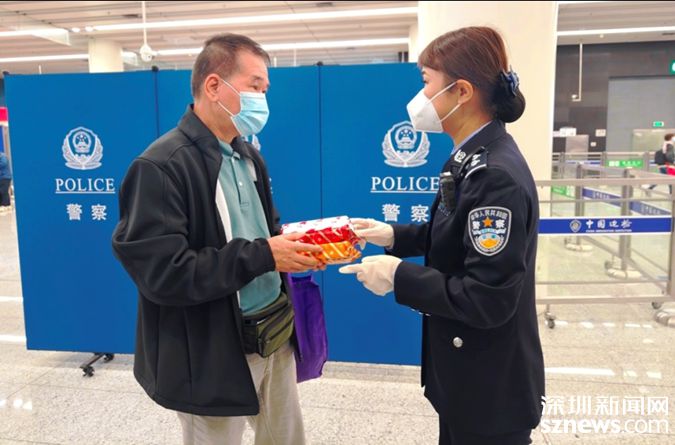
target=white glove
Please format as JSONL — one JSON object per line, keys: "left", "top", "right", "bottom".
{"left": 339, "top": 255, "right": 402, "bottom": 296}
{"left": 350, "top": 218, "right": 394, "bottom": 249}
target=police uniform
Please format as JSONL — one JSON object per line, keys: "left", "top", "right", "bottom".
{"left": 389, "top": 120, "right": 544, "bottom": 444}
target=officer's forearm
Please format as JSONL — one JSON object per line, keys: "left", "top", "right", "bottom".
{"left": 387, "top": 223, "right": 428, "bottom": 258}
{"left": 393, "top": 261, "right": 523, "bottom": 329}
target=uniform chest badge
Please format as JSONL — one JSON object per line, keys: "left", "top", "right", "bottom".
{"left": 468, "top": 207, "right": 511, "bottom": 256}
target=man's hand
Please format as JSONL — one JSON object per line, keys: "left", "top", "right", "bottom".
{"left": 268, "top": 233, "right": 326, "bottom": 273}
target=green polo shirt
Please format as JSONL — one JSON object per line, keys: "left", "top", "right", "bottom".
{"left": 218, "top": 140, "right": 281, "bottom": 315}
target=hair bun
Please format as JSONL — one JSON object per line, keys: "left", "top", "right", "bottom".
{"left": 499, "top": 69, "right": 519, "bottom": 97}
{"left": 494, "top": 68, "right": 525, "bottom": 123}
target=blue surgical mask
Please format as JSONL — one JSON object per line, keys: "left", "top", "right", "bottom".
{"left": 217, "top": 77, "right": 269, "bottom": 136}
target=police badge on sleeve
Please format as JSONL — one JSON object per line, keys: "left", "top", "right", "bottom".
{"left": 468, "top": 207, "right": 511, "bottom": 256}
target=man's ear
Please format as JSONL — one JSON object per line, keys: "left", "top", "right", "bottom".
{"left": 202, "top": 74, "right": 221, "bottom": 101}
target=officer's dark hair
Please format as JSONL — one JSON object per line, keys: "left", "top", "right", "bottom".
{"left": 191, "top": 33, "right": 270, "bottom": 98}
{"left": 418, "top": 26, "right": 526, "bottom": 123}
{"left": 665, "top": 133, "right": 674, "bottom": 141}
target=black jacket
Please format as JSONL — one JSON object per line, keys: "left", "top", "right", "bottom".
{"left": 390, "top": 120, "right": 545, "bottom": 435}
{"left": 112, "top": 106, "right": 280, "bottom": 416}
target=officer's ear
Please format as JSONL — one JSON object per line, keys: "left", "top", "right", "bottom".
{"left": 454, "top": 79, "right": 475, "bottom": 105}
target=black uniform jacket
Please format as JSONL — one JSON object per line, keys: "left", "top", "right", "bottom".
{"left": 390, "top": 120, "right": 545, "bottom": 435}
{"left": 112, "top": 106, "right": 280, "bottom": 416}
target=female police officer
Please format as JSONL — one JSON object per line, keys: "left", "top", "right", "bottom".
{"left": 340, "top": 27, "right": 545, "bottom": 445}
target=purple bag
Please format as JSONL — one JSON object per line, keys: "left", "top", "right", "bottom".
{"left": 284, "top": 274, "right": 328, "bottom": 383}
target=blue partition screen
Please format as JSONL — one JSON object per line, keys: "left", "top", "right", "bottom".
{"left": 6, "top": 64, "right": 441, "bottom": 365}
{"left": 5, "top": 72, "right": 158, "bottom": 353}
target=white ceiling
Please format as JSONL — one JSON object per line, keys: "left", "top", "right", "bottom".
{"left": 0, "top": 1, "right": 417, "bottom": 74}
{"left": 557, "top": 0, "right": 675, "bottom": 45}
{"left": 0, "top": 1, "right": 673, "bottom": 75}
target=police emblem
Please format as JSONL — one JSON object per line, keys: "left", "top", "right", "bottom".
{"left": 382, "top": 121, "right": 430, "bottom": 168}
{"left": 453, "top": 149, "right": 467, "bottom": 163}
{"left": 62, "top": 127, "right": 103, "bottom": 170}
{"left": 569, "top": 219, "right": 582, "bottom": 233}
{"left": 468, "top": 207, "right": 511, "bottom": 256}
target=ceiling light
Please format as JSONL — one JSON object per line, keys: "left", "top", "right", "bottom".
{"left": 71, "top": 27, "right": 81, "bottom": 33}
{"left": 264, "top": 38, "right": 408, "bottom": 51}
{"left": 558, "top": 25, "right": 675, "bottom": 37}
{"left": 91, "top": 7, "right": 417, "bottom": 32}
{"left": 0, "top": 51, "right": 138, "bottom": 64}
{"left": 155, "top": 48, "right": 201, "bottom": 57}
{"left": 156, "top": 37, "right": 409, "bottom": 57}
{"left": 0, "top": 28, "right": 68, "bottom": 38}
{"left": 0, "top": 54, "right": 88, "bottom": 63}
{"left": 84, "top": 26, "right": 94, "bottom": 32}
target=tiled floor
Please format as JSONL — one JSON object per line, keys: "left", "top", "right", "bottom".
{"left": 1, "top": 205, "right": 675, "bottom": 444}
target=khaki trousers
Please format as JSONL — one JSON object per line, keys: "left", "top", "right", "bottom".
{"left": 177, "top": 342, "right": 306, "bottom": 445}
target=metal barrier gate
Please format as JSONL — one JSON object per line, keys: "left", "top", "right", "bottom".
{"left": 552, "top": 150, "right": 654, "bottom": 170}
{"left": 536, "top": 160, "right": 675, "bottom": 329}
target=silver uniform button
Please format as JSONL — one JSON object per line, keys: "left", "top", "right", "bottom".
{"left": 452, "top": 337, "right": 464, "bottom": 349}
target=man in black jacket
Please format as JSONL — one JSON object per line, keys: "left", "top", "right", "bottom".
{"left": 112, "top": 34, "right": 322, "bottom": 445}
